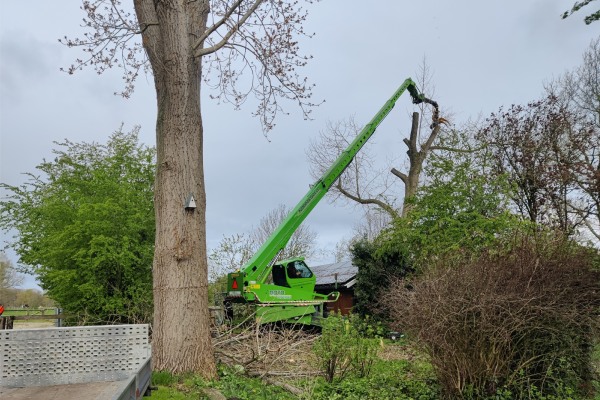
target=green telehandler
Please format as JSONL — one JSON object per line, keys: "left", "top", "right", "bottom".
{"left": 225, "top": 78, "right": 439, "bottom": 324}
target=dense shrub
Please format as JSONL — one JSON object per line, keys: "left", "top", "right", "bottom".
{"left": 383, "top": 233, "right": 600, "bottom": 399}
{"left": 0, "top": 129, "right": 155, "bottom": 324}
{"left": 351, "top": 239, "right": 413, "bottom": 319}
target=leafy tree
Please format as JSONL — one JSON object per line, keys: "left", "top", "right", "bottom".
{"left": 478, "top": 95, "right": 594, "bottom": 236}
{"left": 547, "top": 38, "right": 600, "bottom": 241}
{"left": 61, "top": 0, "right": 320, "bottom": 375}
{"left": 0, "top": 127, "right": 155, "bottom": 324}
{"left": 352, "top": 134, "right": 520, "bottom": 318}
{"left": 382, "top": 151, "right": 520, "bottom": 266}
{"left": 351, "top": 238, "right": 412, "bottom": 320}
{"left": 562, "top": 0, "right": 600, "bottom": 24}
{"left": 0, "top": 253, "right": 23, "bottom": 303}
{"left": 15, "top": 289, "right": 54, "bottom": 309}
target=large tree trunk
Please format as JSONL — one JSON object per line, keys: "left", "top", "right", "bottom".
{"left": 134, "top": 0, "right": 216, "bottom": 377}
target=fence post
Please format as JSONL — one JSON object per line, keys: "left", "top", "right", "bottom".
{"left": 55, "top": 308, "right": 63, "bottom": 327}
{"left": 4, "top": 316, "right": 14, "bottom": 329}
{"left": 0, "top": 316, "right": 13, "bottom": 330}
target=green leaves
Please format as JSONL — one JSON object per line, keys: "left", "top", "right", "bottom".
{"left": 381, "top": 154, "right": 522, "bottom": 267}
{"left": 313, "top": 314, "right": 380, "bottom": 383}
{"left": 0, "top": 126, "right": 155, "bottom": 323}
{"left": 562, "top": 1, "right": 600, "bottom": 24}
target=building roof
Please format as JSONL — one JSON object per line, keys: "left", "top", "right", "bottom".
{"left": 311, "top": 260, "right": 357, "bottom": 288}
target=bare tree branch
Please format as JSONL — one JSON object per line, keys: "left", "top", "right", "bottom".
{"left": 390, "top": 168, "right": 408, "bottom": 184}
{"left": 336, "top": 181, "right": 399, "bottom": 219}
{"left": 195, "top": 0, "right": 263, "bottom": 57}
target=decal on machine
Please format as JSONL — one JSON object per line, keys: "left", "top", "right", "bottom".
{"left": 269, "top": 290, "right": 292, "bottom": 299}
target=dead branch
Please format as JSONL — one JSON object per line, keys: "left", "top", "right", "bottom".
{"left": 212, "top": 320, "right": 319, "bottom": 379}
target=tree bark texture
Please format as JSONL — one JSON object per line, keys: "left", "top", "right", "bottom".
{"left": 391, "top": 111, "right": 442, "bottom": 217}
{"left": 134, "top": 0, "right": 216, "bottom": 377}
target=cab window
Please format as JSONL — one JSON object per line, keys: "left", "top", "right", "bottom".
{"left": 287, "top": 260, "right": 312, "bottom": 279}
{"left": 272, "top": 264, "right": 289, "bottom": 287}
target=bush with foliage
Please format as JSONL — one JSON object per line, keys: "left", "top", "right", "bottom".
{"left": 312, "top": 313, "right": 380, "bottom": 383}
{"left": 0, "top": 127, "right": 155, "bottom": 324}
{"left": 307, "top": 358, "right": 439, "bottom": 400}
{"left": 351, "top": 239, "right": 413, "bottom": 319}
{"left": 383, "top": 232, "right": 600, "bottom": 399}
{"left": 382, "top": 155, "right": 519, "bottom": 266}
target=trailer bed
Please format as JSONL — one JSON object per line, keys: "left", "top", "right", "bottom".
{"left": 0, "top": 324, "right": 152, "bottom": 400}
{"left": 1, "top": 381, "right": 126, "bottom": 399}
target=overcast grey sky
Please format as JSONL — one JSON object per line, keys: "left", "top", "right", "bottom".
{"left": 1, "top": 1, "right": 598, "bottom": 289}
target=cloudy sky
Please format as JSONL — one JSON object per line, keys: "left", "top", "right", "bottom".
{"left": 0, "top": 1, "right": 598, "bottom": 289}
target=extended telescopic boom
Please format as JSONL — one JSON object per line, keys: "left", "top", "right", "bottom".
{"left": 238, "top": 78, "right": 438, "bottom": 285}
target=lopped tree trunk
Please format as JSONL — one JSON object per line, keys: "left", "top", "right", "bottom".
{"left": 134, "top": 0, "right": 216, "bottom": 377}
{"left": 392, "top": 112, "right": 439, "bottom": 218}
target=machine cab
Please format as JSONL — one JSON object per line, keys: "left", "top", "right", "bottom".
{"left": 272, "top": 258, "right": 315, "bottom": 288}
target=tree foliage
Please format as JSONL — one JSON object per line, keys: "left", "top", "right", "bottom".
{"left": 381, "top": 150, "right": 520, "bottom": 266}
{"left": 350, "top": 238, "right": 412, "bottom": 320}
{"left": 14, "top": 289, "right": 55, "bottom": 309}
{"left": 61, "top": 0, "right": 320, "bottom": 129}
{"left": 562, "top": 0, "right": 600, "bottom": 24}
{"left": 351, "top": 136, "right": 520, "bottom": 319}
{"left": 477, "top": 38, "right": 600, "bottom": 242}
{"left": 0, "top": 127, "right": 155, "bottom": 323}
{"left": 478, "top": 94, "right": 596, "bottom": 236}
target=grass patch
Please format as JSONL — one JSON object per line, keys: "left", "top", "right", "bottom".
{"left": 150, "top": 367, "right": 297, "bottom": 400}
{"left": 296, "top": 358, "right": 439, "bottom": 400}
{"left": 149, "top": 386, "right": 190, "bottom": 400}
{"left": 2, "top": 309, "right": 49, "bottom": 316}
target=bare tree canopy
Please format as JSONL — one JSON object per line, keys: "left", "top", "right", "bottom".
{"left": 545, "top": 38, "right": 600, "bottom": 240}
{"left": 60, "top": 0, "right": 320, "bottom": 130}
{"left": 0, "top": 253, "right": 23, "bottom": 293}
{"left": 307, "top": 117, "right": 401, "bottom": 217}
{"left": 209, "top": 204, "right": 318, "bottom": 278}
{"left": 306, "top": 62, "right": 447, "bottom": 220}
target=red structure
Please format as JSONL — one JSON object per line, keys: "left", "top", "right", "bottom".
{"left": 312, "top": 260, "right": 357, "bottom": 316}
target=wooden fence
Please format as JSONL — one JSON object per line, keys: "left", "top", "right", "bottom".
{"left": 0, "top": 308, "right": 65, "bottom": 330}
